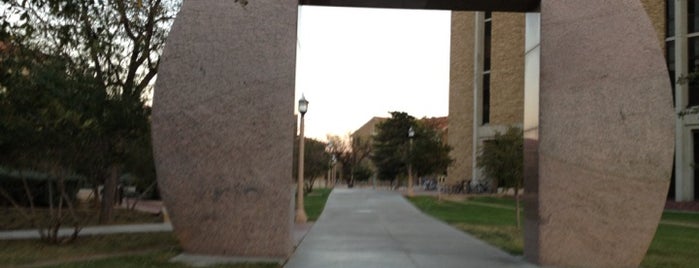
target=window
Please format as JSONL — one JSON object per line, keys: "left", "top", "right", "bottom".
{"left": 667, "top": 0, "right": 675, "bottom": 38}
{"left": 694, "top": 130, "right": 699, "bottom": 197}
{"left": 689, "top": 0, "right": 699, "bottom": 33}
{"left": 689, "top": 37, "right": 699, "bottom": 106}
{"left": 483, "top": 73, "right": 490, "bottom": 124}
{"left": 482, "top": 12, "right": 492, "bottom": 125}
{"left": 668, "top": 40, "right": 676, "bottom": 104}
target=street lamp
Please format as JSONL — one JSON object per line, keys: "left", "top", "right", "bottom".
{"left": 408, "top": 126, "right": 415, "bottom": 197}
{"left": 326, "top": 141, "right": 333, "bottom": 188}
{"left": 327, "top": 140, "right": 336, "bottom": 188}
{"left": 296, "top": 95, "right": 309, "bottom": 224}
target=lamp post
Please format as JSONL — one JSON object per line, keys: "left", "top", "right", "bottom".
{"left": 327, "top": 140, "right": 334, "bottom": 188}
{"left": 408, "top": 126, "right": 415, "bottom": 197}
{"left": 296, "top": 95, "right": 308, "bottom": 224}
{"left": 331, "top": 155, "right": 337, "bottom": 187}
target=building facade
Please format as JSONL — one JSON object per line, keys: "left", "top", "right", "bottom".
{"left": 447, "top": 0, "right": 697, "bottom": 201}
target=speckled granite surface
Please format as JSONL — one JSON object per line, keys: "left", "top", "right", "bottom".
{"left": 152, "top": 0, "right": 296, "bottom": 258}
{"left": 524, "top": 0, "right": 674, "bottom": 266}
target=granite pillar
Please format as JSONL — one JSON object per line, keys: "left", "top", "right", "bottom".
{"left": 151, "top": 0, "right": 296, "bottom": 259}
{"left": 524, "top": 1, "right": 675, "bottom": 266}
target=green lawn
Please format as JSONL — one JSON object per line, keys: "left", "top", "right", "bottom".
{"left": 408, "top": 195, "right": 699, "bottom": 268}
{"left": 0, "top": 232, "right": 280, "bottom": 267}
{"left": 0, "top": 189, "right": 337, "bottom": 267}
{"left": 661, "top": 210, "right": 699, "bottom": 224}
{"left": 305, "top": 188, "right": 332, "bottom": 221}
{"left": 409, "top": 196, "right": 523, "bottom": 255}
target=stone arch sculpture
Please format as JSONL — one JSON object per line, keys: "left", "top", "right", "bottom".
{"left": 152, "top": 0, "right": 673, "bottom": 266}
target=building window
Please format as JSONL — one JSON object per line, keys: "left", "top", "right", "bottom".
{"left": 667, "top": 0, "right": 676, "bottom": 105}
{"left": 482, "top": 12, "right": 492, "bottom": 125}
{"left": 688, "top": 1, "right": 699, "bottom": 107}
{"left": 667, "top": 0, "right": 675, "bottom": 38}
{"left": 668, "top": 40, "right": 676, "bottom": 104}
{"left": 689, "top": 0, "right": 699, "bottom": 33}
{"left": 694, "top": 130, "right": 699, "bottom": 196}
{"left": 689, "top": 36, "right": 699, "bottom": 106}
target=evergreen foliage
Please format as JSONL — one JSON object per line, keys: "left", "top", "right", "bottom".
{"left": 476, "top": 126, "right": 523, "bottom": 227}
{"left": 371, "top": 112, "right": 453, "bottom": 184}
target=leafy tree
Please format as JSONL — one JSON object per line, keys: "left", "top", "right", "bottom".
{"left": 327, "top": 134, "right": 372, "bottom": 187}
{"left": 1, "top": 0, "right": 179, "bottom": 223}
{"left": 351, "top": 164, "right": 372, "bottom": 182}
{"left": 476, "top": 126, "right": 523, "bottom": 227}
{"left": 293, "top": 137, "right": 330, "bottom": 193}
{"left": 372, "top": 112, "right": 413, "bottom": 185}
{"left": 372, "top": 112, "right": 452, "bottom": 187}
{"left": 0, "top": 41, "right": 103, "bottom": 243}
{"left": 411, "top": 121, "right": 453, "bottom": 179}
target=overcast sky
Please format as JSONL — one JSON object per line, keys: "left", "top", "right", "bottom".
{"left": 294, "top": 6, "right": 452, "bottom": 141}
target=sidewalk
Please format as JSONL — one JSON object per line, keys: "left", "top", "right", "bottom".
{"left": 0, "top": 223, "right": 173, "bottom": 240}
{"left": 284, "top": 188, "right": 536, "bottom": 268}
{"left": 0, "top": 221, "right": 313, "bottom": 246}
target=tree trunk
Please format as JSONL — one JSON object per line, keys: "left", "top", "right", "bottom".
{"left": 92, "top": 184, "right": 101, "bottom": 209}
{"left": 515, "top": 187, "right": 521, "bottom": 228}
{"left": 349, "top": 166, "right": 355, "bottom": 187}
{"left": 99, "top": 164, "right": 119, "bottom": 224}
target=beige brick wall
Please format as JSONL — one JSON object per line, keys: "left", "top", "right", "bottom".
{"left": 447, "top": 12, "right": 475, "bottom": 183}
{"left": 490, "top": 13, "right": 525, "bottom": 125}
{"left": 640, "top": 0, "right": 666, "bottom": 48}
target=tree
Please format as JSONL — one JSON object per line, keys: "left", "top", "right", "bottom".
{"left": 372, "top": 112, "right": 413, "bottom": 185}
{"left": 410, "top": 121, "right": 453, "bottom": 179}
{"left": 476, "top": 126, "right": 523, "bottom": 227}
{"left": 0, "top": 41, "right": 103, "bottom": 243}
{"left": 372, "top": 112, "right": 453, "bottom": 187}
{"left": 327, "top": 134, "right": 372, "bottom": 187}
{"left": 293, "top": 137, "right": 331, "bottom": 193}
{"left": 2, "top": 0, "right": 179, "bottom": 223}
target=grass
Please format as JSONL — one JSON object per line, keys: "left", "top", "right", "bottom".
{"left": 0, "top": 188, "right": 340, "bottom": 267}
{"left": 661, "top": 210, "right": 699, "bottom": 224}
{"left": 0, "top": 232, "right": 280, "bottom": 267}
{"left": 0, "top": 232, "right": 177, "bottom": 266}
{"left": 305, "top": 188, "right": 332, "bottom": 221}
{"left": 642, "top": 224, "right": 699, "bottom": 268}
{"left": 408, "top": 196, "right": 523, "bottom": 255}
{"left": 469, "top": 196, "right": 517, "bottom": 207}
{"left": 0, "top": 188, "right": 339, "bottom": 268}
{"left": 408, "top": 195, "right": 699, "bottom": 267}
{"left": 409, "top": 196, "right": 519, "bottom": 227}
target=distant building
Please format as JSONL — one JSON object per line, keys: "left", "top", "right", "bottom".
{"left": 420, "top": 116, "right": 449, "bottom": 145}
{"left": 351, "top": 117, "right": 388, "bottom": 177}
{"left": 352, "top": 117, "right": 388, "bottom": 139}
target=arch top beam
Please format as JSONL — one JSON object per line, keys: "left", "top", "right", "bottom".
{"left": 299, "top": 0, "right": 540, "bottom": 12}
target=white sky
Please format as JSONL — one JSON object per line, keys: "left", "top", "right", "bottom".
{"left": 295, "top": 6, "right": 452, "bottom": 141}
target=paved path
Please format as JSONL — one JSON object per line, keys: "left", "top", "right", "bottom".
{"left": 284, "top": 188, "right": 536, "bottom": 268}
{"left": 0, "top": 223, "right": 173, "bottom": 240}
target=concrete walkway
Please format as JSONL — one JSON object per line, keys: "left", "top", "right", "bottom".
{"left": 284, "top": 188, "right": 536, "bottom": 268}
{"left": 0, "top": 223, "right": 173, "bottom": 240}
